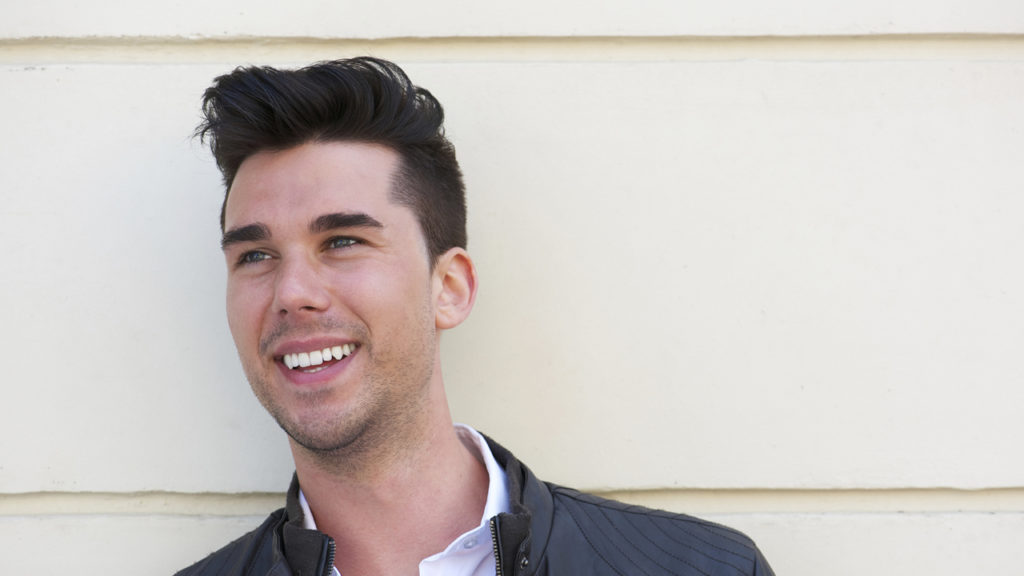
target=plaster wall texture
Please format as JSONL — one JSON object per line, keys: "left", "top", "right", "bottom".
{"left": 5, "top": 0, "right": 1024, "bottom": 37}
{"left": 1, "top": 2, "right": 1022, "bottom": 574}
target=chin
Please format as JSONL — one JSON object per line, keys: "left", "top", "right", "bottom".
{"left": 279, "top": 407, "right": 369, "bottom": 454}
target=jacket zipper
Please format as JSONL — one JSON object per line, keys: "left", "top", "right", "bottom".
{"left": 489, "top": 516, "right": 503, "bottom": 576}
{"left": 323, "top": 538, "right": 336, "bottom": 576}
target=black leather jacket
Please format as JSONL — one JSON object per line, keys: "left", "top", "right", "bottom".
{"left": 176, "top": 437, "right": 774, "bottom": 576}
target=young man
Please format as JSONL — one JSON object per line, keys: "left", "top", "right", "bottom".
{"left": 177, "top": 57, "right": 774, "bottom": 576}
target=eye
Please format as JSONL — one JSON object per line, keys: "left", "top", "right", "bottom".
{"left": 237, "top": 250, "right": 271, "bottom": 266}
{"left": 326, "top": 236, "right": 360, "bottom": 250}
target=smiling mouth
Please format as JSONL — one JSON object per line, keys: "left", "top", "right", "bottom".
{"left": 280, "top": 344, "right": 358, "bottom": 372}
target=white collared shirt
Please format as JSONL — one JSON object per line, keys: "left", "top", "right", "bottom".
{"left": 299, "top": 424, "right": 510, "bottom": 576}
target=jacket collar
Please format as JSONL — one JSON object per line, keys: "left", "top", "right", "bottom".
{"left": 485, "top": 435, "right": 552, "bottom": 575}
{"left": 282, "top": 474, "right": 333, "bottom": 576}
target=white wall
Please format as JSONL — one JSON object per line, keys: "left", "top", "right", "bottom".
{"left": 2, "top": 3, "right": 1022, "bottom": 574}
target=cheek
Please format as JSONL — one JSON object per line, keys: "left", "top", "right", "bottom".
{"left": 344, "top": 265, "right": 429, "bottom": 313}
{"left": 225, "top": 280, "right": 268, "bottom": 345}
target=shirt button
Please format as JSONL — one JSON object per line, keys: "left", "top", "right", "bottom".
{"left": 463, "top": 538, "right": 477, "bottom": 549}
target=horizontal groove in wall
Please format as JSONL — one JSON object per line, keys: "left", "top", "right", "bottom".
{"left": 0, "top": 492, "right": 283, "bottom": 517}
{"left": 1, "top": 35, "right": 1023, "bottom": 65}
{"left": 598, "top": 487, "right": 1024, "bottom": 515}
{"left": 2, "top": 488, "right": 1022, "bottom": 517}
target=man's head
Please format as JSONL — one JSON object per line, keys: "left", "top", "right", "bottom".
{"left": 197, "top": 57, "right": 466, "bottom": 267}
{"left": 198, "top": 59, "right": 478, "bottom": 461}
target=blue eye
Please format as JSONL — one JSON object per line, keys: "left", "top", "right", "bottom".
{"left": 327, "top": 237, "right": 359, "bottom": 250}
{"left": 238, "top": 251, "right": 271, "bottom": 266}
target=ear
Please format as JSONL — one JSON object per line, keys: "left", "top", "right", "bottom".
{"left": 432, "top": 247, "right": 478, "bottom": 330}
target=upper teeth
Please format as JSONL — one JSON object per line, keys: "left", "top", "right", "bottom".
{"left": 283, "top": 344, "right": 355, "bottom": 370}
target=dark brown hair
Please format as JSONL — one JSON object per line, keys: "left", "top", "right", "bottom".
{"left": 196, "top": 57, "right": 466, "bottom": 263}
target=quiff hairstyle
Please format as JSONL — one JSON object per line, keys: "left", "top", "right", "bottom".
{"left": 196, "top": 57, "right": 467, "bottom": 264}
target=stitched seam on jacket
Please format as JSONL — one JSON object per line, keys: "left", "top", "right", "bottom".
{"left": 593, "top": 504, "right": 706, "bottom": 576}
{"left": 641, "top": 507, "right": 755, "bottom": 551}
{"left": 556, "top": 488, "right": 756, "bottom": 551}
{"left": 565, "top": 496, "right": 670, "bottom": 576}
{"left": 626, "top": 512, "right": 749, "bottom": 576}
{"left": 559, "top": 497, "right": 630, "bottom": 576}
{"left": 647, "top": 513, "right": 755, "bottom": 562}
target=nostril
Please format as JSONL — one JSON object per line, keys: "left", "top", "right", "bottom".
{"left": 271, "top": 262, "right": 331, "bottom": 314}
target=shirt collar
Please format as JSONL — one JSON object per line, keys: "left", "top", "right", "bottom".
{"left": 456, "top": 423, "right": 511, "bottom": 521}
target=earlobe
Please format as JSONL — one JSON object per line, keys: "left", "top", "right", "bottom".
{"left": 434, "top": 248, "right": 478, "bottom": 330}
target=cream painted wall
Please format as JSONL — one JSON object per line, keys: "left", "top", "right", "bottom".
{"left": 2, "top": 3, "right": 1023, "bottom": 575}
{"left": 5, "top": 0, "right": 1023, "bottom": 37}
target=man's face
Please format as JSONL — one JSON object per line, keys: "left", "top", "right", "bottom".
{"left": 222, "top": 142, "right": 440, "bottom": 453}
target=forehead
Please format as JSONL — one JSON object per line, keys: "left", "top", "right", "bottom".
{"left": 224, "top": 141, "right": 403, "bottom": 230}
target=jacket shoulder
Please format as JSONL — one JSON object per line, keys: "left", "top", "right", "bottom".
{"left": 545, "top": 485, "right": 773, "bottom": 576}
{"left": 174, "top": 508, "right": 286, "bottom": 576}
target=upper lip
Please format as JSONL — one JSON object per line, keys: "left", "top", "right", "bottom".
{"left": 272, "top": 338, "right": 358, "bottom": 359}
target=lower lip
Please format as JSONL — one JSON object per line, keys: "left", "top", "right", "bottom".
{"left": 277, "top": 351, "right": 355, "bottom": 387}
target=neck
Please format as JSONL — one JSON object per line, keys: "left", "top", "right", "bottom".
{"left": 292, "top": 379, "right": 489, "bottom": 576}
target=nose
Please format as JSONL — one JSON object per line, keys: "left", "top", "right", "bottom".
{"left": 272, "top": 254, "right": 331, "bottom": 316}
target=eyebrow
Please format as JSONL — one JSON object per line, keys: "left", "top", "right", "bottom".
{"left": 221, "top": 223, "right": 271, "bottom": 250}
{"left": 310, "top": 212, "right": 384, "bottom": 234}
{"left": 221, "top": 212, "right": 384, "bottom": 250}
